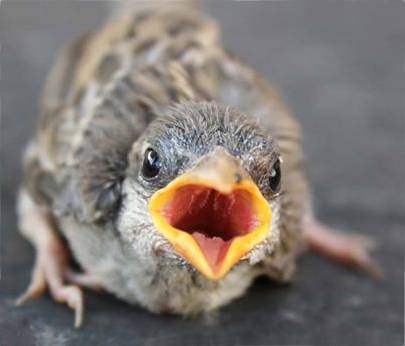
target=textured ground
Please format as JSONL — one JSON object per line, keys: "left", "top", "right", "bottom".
{"left": 1, "top": 1, "right": 404, "bottom": 345}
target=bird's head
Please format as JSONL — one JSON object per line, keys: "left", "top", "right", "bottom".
{"left": 117, "top": 102, "right": 282, "bottom": 280}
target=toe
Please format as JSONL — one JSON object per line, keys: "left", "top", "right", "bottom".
{"left": 51, "top": 285, "right": 84, "bottom": 328}
{"left": 64, "top": 269, "right": 103, "bottom": 292}
{"left": 15, "top": 262, "right": 47, "bottom": 306}
{"left": 349, "top": 246, "right": 383, "bottom": 279}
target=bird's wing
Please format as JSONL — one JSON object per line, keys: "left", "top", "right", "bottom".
{"left": 22, "top": 32, "right": 93, "bottom": 206}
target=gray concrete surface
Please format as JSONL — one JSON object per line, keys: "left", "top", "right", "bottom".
{"left": 1, "top": 1, "right": 404, "bottom": 345}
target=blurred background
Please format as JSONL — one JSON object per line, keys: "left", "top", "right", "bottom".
{"left": 1, "top": 1, "right": 404, "bottom": 345}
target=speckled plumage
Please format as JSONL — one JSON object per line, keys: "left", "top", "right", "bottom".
{"left": 19, "top": 3, "right": 318, "bottom": 318}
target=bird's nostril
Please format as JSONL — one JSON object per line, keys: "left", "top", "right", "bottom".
{"left": 234, "top": 172, "right": 242, "bottom": 184}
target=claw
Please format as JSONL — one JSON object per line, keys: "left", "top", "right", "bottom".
{"left": 16, "top": 254, "right": 86, "bottom": 327}
{"left": 17, "top": 190, "right": 90, "bottom": 327}
{"left": 53, "top": 285, "right": 84, "bottom": 328}
{"left": 15, "top": 283, "right": 46, "bottom": 307}
{"left": 15, "top": 258, "right": 47, "bottom": 306}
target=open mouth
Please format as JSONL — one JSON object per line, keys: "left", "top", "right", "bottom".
{"left": 149, "top": 175, "right": 271, "bottom": 280}
{"left": 161, "top": 185, "right": 260, "bottom": 270}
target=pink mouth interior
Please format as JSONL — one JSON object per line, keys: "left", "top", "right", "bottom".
{"left": 160, "top": 185, "right": 259, "bottom": 269}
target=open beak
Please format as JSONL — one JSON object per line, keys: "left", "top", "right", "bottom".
{"left": 148, "top": 148, "right": 271, "bottom": 280}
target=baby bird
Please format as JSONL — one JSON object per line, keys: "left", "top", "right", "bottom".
{"left": 16, "top": 3, "right": 379, "bottom": 327}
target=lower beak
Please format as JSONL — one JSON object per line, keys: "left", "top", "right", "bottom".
{"left": 148, "top": 148, "right": 271, "bottom": 280}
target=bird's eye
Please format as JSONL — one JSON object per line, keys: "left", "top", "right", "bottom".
{"left": 142, "top": 148, "right": 161, "bottom": 178}
{"left": 269, "top": 159, "right": 281, "bottom": 193}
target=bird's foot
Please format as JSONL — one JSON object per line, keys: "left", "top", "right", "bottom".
{"left": 15, "top": 239, "right": 88, "bottom": 327}
{"left": 304, "top": 219, "right": 382, "bottom": 279}
{"left": 16, "top": 190, "right": 101, "bottom": 327}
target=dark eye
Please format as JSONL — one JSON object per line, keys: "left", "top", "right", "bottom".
{"left": 142, "top": 148, "right": 161, "bottom": 178}
{"left": 269, "top": 159, "right": 281, "bottom": 193}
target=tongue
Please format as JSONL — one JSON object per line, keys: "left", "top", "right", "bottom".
{"left": 192, "top": 232, "right": 232, "bottom": 271}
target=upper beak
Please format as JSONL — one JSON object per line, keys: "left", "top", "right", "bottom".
{"left": 148, "top": 148, "right": 271, "bottom": 280}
